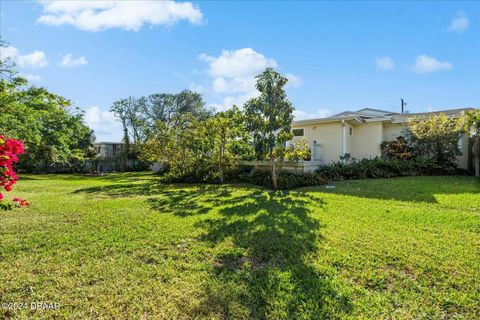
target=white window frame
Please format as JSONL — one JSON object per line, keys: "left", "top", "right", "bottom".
{"left": 292, "top": 128, "right": 305, "bottom": 137}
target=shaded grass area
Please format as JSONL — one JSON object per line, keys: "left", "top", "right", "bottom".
{"left": 0, "top": 172, "right": 479, "bottom": 319}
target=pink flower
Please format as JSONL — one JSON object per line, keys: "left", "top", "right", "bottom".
{"left": 0, "top": 136, "right": 27, "bottom": 209}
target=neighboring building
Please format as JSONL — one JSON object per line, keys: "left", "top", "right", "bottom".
{"left": 291, "top": 107, "right": 475, "bottom": 169}
{"left": 90, "top": 142, "right": 144, "bottom": 172}
{"left": 94, "top": 142, "right": 124, "bottom": 160}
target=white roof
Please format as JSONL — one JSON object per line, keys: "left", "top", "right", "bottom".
{"left": 293, "top": 107, "right": 475, "bottom": 126}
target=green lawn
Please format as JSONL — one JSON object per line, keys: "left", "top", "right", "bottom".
{"left": 1, "top": 173, "right": 479, "bottom": 319}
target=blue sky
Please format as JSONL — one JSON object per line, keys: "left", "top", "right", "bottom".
{"left": 1, "top": 1, "right": 479, "bottom": 141}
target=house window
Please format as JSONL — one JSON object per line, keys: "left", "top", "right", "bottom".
{"left": 349, "top": 127, "right": 353, "bottom": 135}
{"left": 293, "top": 129, "right": 304, "bottom": 137}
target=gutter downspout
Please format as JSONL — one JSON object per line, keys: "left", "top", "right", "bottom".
{"left": 341, "top": 119, "right": 346, "bottom": 156}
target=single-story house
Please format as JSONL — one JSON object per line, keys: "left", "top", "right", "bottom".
{"left": 290, "top": 107, "right": 475, "bottom": 170}
{"left": 94, "top": 142, "right": 124, "bottom": 160}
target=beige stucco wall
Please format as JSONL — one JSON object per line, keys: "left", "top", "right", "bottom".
{"left": 291, "top": 122, "right": 343, "bottom": 163}
{"left": 383, "top": 123, "right": 407, "bottom": 141}
{"left": 351, "top": 122, "right": 383, "bottom": 160}
{"left": 293, "top": 121, "right": 384, "bottom": 163}
{"left": 292, "top": 118, "right": 470, "bottom": 169}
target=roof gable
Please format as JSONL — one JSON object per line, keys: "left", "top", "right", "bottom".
{"left": 331, "top": 108, "right": 395, "bottom": 118}
{"left": 355, "top": 108, "right": 396, "bottom": 116}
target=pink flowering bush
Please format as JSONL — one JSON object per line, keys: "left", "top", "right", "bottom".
{"left": 0, "top": 135, "right": 28, "bottom": 210}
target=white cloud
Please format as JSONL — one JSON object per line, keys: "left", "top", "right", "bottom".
{"left": 200, "top": 48, "right": 302, "bottom": 111}
{"left": 210, "top": 91, "right": 259, "bottom": 112}
{"left": 286, "top": 73, "right": 303, "bottom": 87}
{"left": 200, "top": 48, "right": 277, "bottom": 79}
{"left": 59, "top": 53, "right": 88, "bottom": 67}
{"left": 0, "top": 46, "right": 19, "bottom": 59}
{"left": 211, "top": 76, "right": 256, "bottom": 94}
{"left": 200, "top": 48, "right": 304, "bottom": 110}
{"left": 189, "top": 84, "right": 204, "bottom": 93}
{"left": 37, "top": 0, "right": 203, "bottom": 32}
{"left": 414, "top": 54, "right": 453, "bottom": 74}
{"left": 17, "top": 51, "right": 48, "bottom": 68}
{"left": 0, "top": 46, "right": 48, "bottom": 68}
{"left": 22, "top": 74, "right": 42, "bottom": 82}
{"left": 449, "top": 11, "right": 469, "bottom": 33}
{"left": 294, "top": 108, "right": 333, "bottom": 120}
{"left": 376, "top": 56, "right": 395, "bottom": 71}
{"left": 84, "top": 106, "right": 123, "bottom": 142}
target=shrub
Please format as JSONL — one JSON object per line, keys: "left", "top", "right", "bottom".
{"left": 316, "top": 157, "right": 457, "bottom": 181}
{"left": 0, "top": 135, "right": 28, "bottom": 210}
{"left": 407, "top": 114, "right": 463, "bottom": 167}
{"left": 240, "top": 170, "right": 327, "bottom": 189}
{"left": 380, "top": 136, "right": 413, "bottom": 160}
{"left": 158, "top": 157, "right": 460, "bottom": 190}
{"left": 158, "top": 164, "right": 327, "bottom": 189}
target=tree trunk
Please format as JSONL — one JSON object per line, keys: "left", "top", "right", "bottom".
{"left": 219, "top": 165, "right": 224, "bottom": 184}
{"left": 218, "top": 147, "right": 224, "bottom": 184}
{"left": 271, "top": 159, "right": 278, "bottom": 190}
{"left": 218, "top": 133, "right": 225, "bottom": 184}
{"left": 474, "top": 136, "right": 480, "bottom": 177}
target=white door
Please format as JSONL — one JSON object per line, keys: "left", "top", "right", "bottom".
{"left": 312, "top": 142, "right": 323, "bottom": 161}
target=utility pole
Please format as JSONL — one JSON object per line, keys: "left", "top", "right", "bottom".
{"left": 401, "top": 98, "right": 407, "bottom": 114}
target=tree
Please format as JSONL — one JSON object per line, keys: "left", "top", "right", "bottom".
{"left": 142, "top": 107, "right": 252, "bottom": 183}
{"left": 462, "top": 110, "right": 480, "bottom": 176}
{"left": 110, "top": 98, "right": 133, "bottom": 151}
{"left": 142, "top": 113, "right": 203, "bottom": 179}
{"left": 0, "top": 38, "right": 16, "bottom": 81}
{"left": 204, "top": 106, "right": 253, "bottom": 183}
{"left": 0, "top": 79, "right": 94, "bottom": 171}
{"left": 244, "top": 68, "right": 295, "bottom": 189}
{"left": 407, "top": 113, "right": 463, "bottom": 167}
{"left": 111, "top": 90, "right": 212, "bottom": 148}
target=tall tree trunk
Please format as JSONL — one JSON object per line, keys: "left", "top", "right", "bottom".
{"left": 474, "top": 136, "right": 480, "bottom": 177}
{"left": 219, "top": 146, "right": 224, "bottom": 184}
{"left": 218, "top": 132, "right": 226, "bottom": 184}
{"left": 271, "top": 159, "right": 278, "bottom": 190}
{"left": 219, "top": 164, "right": 224, "bottom": 184}
{"left": 44, "top": 160, "right": 48, "bottom": 173}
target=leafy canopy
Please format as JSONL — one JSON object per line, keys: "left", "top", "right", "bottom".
{"left": 406, "top": 113, "right": 463, "bottom": 166}
{"left": 244, "top": 68, "right": 294, "bottom": 161}
{"left": 0, "top": 40, "right": 94, "bottom": 171}
{"left": 110, "top": 90, "right": 212, "bottom": 146}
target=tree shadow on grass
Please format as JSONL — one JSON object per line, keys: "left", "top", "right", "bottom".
{"left": 145, "top": 187, "right": 232, "bottom": 216}
{"left": 73, "top": 179, "right": 237, "bottom": 202}
{"left": 21, "top": 172, "right": 152, "bottom": 183}
{"left": 73, "top": 180, "right": 163, "bottom": 198}
{"left": 154, "top": 189, "right": 351, "bottom": 319}
{"left": 74, "top": 179, "right": 351, "bottom": 318}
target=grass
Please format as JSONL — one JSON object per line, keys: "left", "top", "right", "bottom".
{"left": 1, "top": 173, "right": 479, "bottom": 319}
